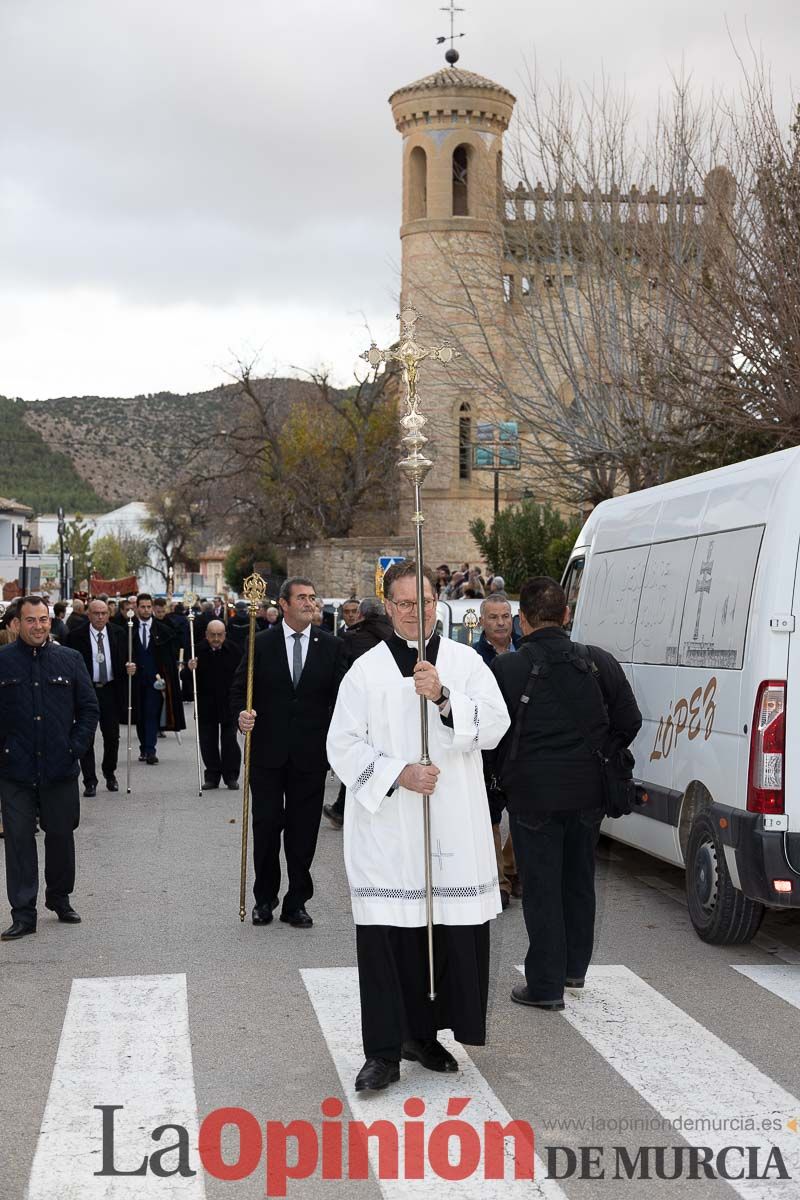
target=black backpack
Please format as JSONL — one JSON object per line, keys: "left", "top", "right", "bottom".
{"left": 503, "top": 640, "right": 635, "bottom": 819}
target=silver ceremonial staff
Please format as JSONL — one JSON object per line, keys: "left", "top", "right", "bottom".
{"left": 184, "top": 594, "right": 204, "bottom": 797}
{"left": 126, "top": 610, "right": 134, "bottom": 794}
{"left": 362, "top": 304, "right": 458, "bottom": 1002}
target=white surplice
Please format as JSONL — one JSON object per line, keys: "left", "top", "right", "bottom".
{"left": 326, "top": 637, "right": 511, "bottom": 927}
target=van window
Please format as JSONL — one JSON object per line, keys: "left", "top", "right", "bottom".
{"left": 634, "top": 537, "right": 696, "bottom": 665}
{"left": 677, "top": 526, "right": 764, "bottom": 670}
{"left": 577, "top": 545, "right": 650, "bottom": 661}
{"left": 562, "top": 555, "right": 585, "bottom": 631}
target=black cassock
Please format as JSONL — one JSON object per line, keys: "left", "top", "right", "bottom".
{"left": 356, "top": 633, "right": 491, "bottom": 1061}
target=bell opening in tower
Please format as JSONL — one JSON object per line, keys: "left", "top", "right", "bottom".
{"left": 452, "top": 144, "right": 470, "bottom": 216}
{"left": 409, "top": 145, "right": 427, "bottom": 220}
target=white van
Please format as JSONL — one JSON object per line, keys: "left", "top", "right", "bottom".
{"left": 561, "top": 446, "right": 800, "bottom": 945}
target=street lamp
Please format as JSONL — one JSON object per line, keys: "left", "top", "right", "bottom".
{"left": 86, "top": 556, "right": 94, "bottom": 596}
{"left": 17, "top": 527, "right": 32, "bottom": 594}
{"left": 57, "top": 506, "right": 66, "bottom": 600}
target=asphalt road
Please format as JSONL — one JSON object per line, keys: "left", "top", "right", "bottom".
{"left": 2, "top": 714, "right": 800, "bottom": 1200}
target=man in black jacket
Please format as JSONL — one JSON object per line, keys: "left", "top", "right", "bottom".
{"left": 232, "top": 577, "right": 345, "bottom": 929}
{"left": 490, "top": 577, "right": 641, "bottom": 1010}
{"left": 0, "top": 596, "right": 99, "bottom": 940}
{"left": 66, "top": 598, "right": 136, "bottom": 795}
{"left": 188, "top": 620, "right": 242, "bottom": 789}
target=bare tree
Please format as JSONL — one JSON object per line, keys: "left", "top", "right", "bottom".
{"left": 415, "top": 66, "right": 794, "bottom": 508}
{"left": 186, "top": 360, "right": 400, "bottom": 543}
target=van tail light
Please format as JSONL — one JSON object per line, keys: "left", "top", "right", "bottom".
{"left": 747, "top": 681, "right": 786, "bottom": 815}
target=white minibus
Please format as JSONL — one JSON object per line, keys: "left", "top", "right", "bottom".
{"left": 562, "top": 446, "right": 800, "bottom": 944}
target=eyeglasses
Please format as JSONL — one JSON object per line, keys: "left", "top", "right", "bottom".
{"left": 387, "top": 598, "right": 437, "bottom": 613}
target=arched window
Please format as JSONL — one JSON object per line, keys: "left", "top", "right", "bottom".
{"left": 452, "top": 144, "right": 470, "bottom": 216}
{"left": 458, "top": 402, "right": 472, "bottom": 480}
{"left": 408, "top": 146, "right": 427, "bottom": 220}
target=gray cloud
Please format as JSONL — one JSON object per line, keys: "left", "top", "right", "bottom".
{"left": 0, "top": 0, "right": 795, "bottom": 396}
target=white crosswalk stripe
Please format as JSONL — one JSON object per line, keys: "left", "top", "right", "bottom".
{"left": 27, "top": 974, "right": 206, "bottom": 1200}
{"left": 302, "top": 966, "right": 568, "bottom": 1198}
{"left": 516, "top": 964, "right": 800, "bottom": 1199}
{"left": 733, "top": 964, "right": 800, "bottom": 1010}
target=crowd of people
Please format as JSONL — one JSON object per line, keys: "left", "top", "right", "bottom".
{"left": 0, "top": 567, "right": 641, "bottom": 1096}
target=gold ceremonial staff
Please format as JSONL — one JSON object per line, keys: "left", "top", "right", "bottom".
{"left": 184, "top": 594, "right": 204, "bottom": 797}
{"left": 362, "top": 304, "right": 458, "bottom": 1001}
{"left": 238, "top": 573, "right": 267, "bottom": 920}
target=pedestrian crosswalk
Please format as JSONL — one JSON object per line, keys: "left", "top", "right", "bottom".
{"left": 515, "top": 964, "right": 800, "bottom": 1200}
{"left": 20, "top": 956, "right": 800, "bottom": 1198}
{"left": 27, "top": 974, "right": 206, "bottom": 1200}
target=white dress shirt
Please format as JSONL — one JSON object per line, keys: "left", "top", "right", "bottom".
{"left": 91, "top": 626, "right": 113, "bottom": 683}
{"left": 283, "top": 622, "right": 311, "bottom": 679}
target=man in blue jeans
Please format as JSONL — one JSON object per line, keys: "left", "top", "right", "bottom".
{"left": 490, "top": 577, "right": 641, "bottom": 1009}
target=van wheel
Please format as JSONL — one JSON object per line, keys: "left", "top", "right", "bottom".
{"left": 686, "top": 811, "right": 764, "bottom": 944}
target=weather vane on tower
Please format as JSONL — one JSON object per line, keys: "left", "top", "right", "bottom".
{"left": 436, "top": 1, "right": 465, "bottom": 65}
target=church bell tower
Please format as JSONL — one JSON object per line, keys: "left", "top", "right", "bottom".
{"left": 389, "top": 58, "right": 517, "bottom": 565}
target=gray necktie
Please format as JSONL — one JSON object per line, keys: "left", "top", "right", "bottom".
{"left": 292, "top": 631, "right": 303, "bottom": 689}
{"left": 97, "top": 633, "right": 108, "bottom": 684}
{"left": 140, "top": 622, "right": 148, "bottom": 651}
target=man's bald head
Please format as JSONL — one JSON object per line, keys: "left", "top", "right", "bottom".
{"left": 206, "top": 620, "right": 226, "bottom": 648}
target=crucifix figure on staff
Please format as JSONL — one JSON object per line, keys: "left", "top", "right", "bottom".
{"left": 326, "top": 305, "right": 510, "bottom": 1094}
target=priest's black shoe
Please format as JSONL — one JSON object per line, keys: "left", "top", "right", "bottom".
{"left": 202, "top": 780, "right": 220, "bottom": 790}
{"left": 354, "top": 1057, "right": 400, "bottom": 1093}
{"left": 252, "top": 904, "right": 274, "bottom": 925}
{"left": 146, "top": 754, "right": 159, "bottom": 765}
{"left": 1, "top": 921, "right": 36, "bottom": 941}
{"left": 83, "top": 783, "right": 97, "bottom": 797}
{"left": 401, "top": 1038, "right": 458, "bottom": 1072}
{"left": 280, "top": 907, "right": 313, "bottom": 928}
{"left": 138, "top": 753, "right": 147, "bottom": 762}
{"left": 106, "top": 776, "right": 119, "bottom": 792}
{"left": 46, "top": 902, "right": 82, "bottom": 924}
{"left": 224, "top": 778, "right": 239, "bottom": 789}
{"left": 510, "top": 983, "right": 564, "bottom": 1010}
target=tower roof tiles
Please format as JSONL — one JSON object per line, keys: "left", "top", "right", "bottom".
{"left": 390, "top": 67, "right": 515, "bottom": 104}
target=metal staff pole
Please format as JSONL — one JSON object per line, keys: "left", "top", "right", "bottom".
{"left": 126, "top": 611, "right": 134, "bottom": 794}
{"left": 238, "top": 572, "right": 267, "bottom": 921}
{"left": 362, "top": 304, "right": 458, "bottom": 1002}
{"left": 184, "top": 594, "right": 203, "bottom": 797}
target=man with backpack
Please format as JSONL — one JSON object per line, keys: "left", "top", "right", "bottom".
{"left": 490, "top": 577, "right": 642, "bottom": 1010}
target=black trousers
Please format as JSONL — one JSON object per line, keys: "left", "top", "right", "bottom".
{"left": 510, "top": 806, "right": 603, "bottom": 1001}
{"left": 0, "top": 778, "right": 80, "bottom": 926}
{"left": 81, "top": 684, "right": 120, "bottom": 784}
{"left": 199, "top": 718, "right": 241, "bottom": 783}
{"left": 356, "top": 922, "right": 490, "bottom": 1060}
{"left": 249, "top": 764, "right": 327, "bottom": 914}
{"left": 136, "top": 678, "right": 161, "bottom": 756}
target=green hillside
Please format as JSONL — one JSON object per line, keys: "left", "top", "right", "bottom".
{"left": 0, "top": 396, "right": 110, "bottom": 515}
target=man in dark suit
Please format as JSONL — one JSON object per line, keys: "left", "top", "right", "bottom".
{"left": 132, "top": 593, "right": 186, "bottom": 764}
{"left": 188, "top": 619, "right": 243, "bottom": 790}
{"left": 232, "top": 577, "right": 345, "bottom": 929}
{"left": 66, "top": 598, "right": 136, "bottom": 795}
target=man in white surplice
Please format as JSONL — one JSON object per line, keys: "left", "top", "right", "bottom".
{"left": 326, "top": 561, "right": 510, "bottom": 1093}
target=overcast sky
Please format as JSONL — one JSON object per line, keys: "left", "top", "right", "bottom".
{"left": 1, "top": 0, "right": 796, "bottom": 400}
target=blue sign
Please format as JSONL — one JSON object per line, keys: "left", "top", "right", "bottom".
{"left": 379, "top": 556, "right": 405, "bottom": 572}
